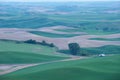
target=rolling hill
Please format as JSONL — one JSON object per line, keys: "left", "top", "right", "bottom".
{"left": 0, "top": 40, "right": 68, "bottom": 64}
{"left": 0, "top": 55, "right": 120, "bottom": 80}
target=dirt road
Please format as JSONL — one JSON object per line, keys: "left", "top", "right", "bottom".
{"left": 0, "top": 56, "right": 84, "bottom": 75}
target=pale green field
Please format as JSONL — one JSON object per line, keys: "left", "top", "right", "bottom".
{"left": 0, "top": 40, "right": 68, "bottom": 57}
{"left": 0, "top": 40, "right": 68, "bottom": 64}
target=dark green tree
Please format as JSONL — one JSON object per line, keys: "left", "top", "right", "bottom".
{"left": 68, "top": 43, "right": 80, "bottom": 55}
{"left": 49, "top": 43, "right": 55, "bottom": 47}
{"left": 24, "top": 39, "right": 36, "bottom": 44}
{"left": 41, "top": 40, "right": 47, "bottom": 45}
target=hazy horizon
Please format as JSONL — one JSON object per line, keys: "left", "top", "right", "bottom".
{"left": 0, "top": 0, "right": 120, "bottom": 2}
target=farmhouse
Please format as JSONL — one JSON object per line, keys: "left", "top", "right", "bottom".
{"left": 99, "top": 54, "right": 106, "bottom": 57}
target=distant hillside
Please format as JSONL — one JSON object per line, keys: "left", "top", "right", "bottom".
{"left": 0, "top": 2, "right": 120, "bottom": 35}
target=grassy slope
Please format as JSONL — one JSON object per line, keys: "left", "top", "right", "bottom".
{"left": 0, "top": 41, "right": 67, "bottom": 57}
{"left": 0, "top": 52, "right": 65, "bottom": 64}
{"left": 0, "top": 55, "right": 120, "bottom": 80}
{"left": 0, "top": 40, "right": 68, "bottom": 64}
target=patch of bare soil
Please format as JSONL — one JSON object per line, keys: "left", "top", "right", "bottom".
{"left": 0, "top": 28, "right": 120, "bottom": 49}
{"left": 0, "top": 64, "right": 39, "bottom": 75}
{"left": 36, "top": 26, "right": 87, "bottom": 35}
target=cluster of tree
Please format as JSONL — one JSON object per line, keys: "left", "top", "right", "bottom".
{"left": 24, "top": 39, "right": 55, "bottom": 47}
{"left": 68, "top": 43, "right": 80, "bottom": 55}
{"left": 68, "top": 43, "right": 88, "bottom": 56}
{"left": 24, "top": 39, "right": 36, "bottom": 44}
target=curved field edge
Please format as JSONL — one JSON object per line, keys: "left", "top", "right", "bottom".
{"left": 0, "top": 40, "right": 69, "bottom": 64}
{"left": 0, "top": 40, "right": 68, "bottom": 57}
{"left": 1, "top": 55, "right": 120, "bottom": 80}
{"left": 89, "top": 38, "right": 120, "bottom": 41}
{"left": 29, "top": 31, "right": 81, "bottom": 38}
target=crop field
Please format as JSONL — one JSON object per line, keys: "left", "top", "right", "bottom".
{"left": 89, "top": 38, "right": 120, "bottom": 41}
{"left": 82, "top": 45, "right": 120, "bottom": 55}
{"left": 0, "top": 1, "right": 120, "bottom": 80}
{"left": 0, "top": 40, "right": 68, "bottom": 57}
{"left": 0, "top": 2, "right": 120, "bottom": 35}
{"left": 0, "top": 55, "right": 120, "bottom": 80}
{"left": 59, "top": 45, "right": 120, "bottom": 55}
{"left": 56, "top": 28, "right": 120, "bottom": 35}
{"left": 0, "top": 52, "right": 66, "bottom": 64}
{"left": 0, "top": 40, "right": 68, "bottom": 64}
{"left": 0, "top": 28, "right": 120, "bottom": 49}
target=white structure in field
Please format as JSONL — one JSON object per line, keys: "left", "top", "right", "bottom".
{"left": 99, "top": 54, "right": 106, "bottom": 57}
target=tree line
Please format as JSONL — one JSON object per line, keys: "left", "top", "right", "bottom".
{"left": 24, "top": 39, "right": 55, "bottom": 47}
{"left": 0, "top": 39, "right": 87, "bottom": 56}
